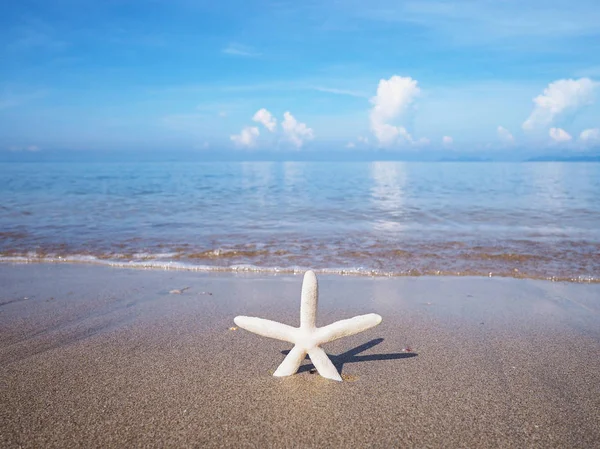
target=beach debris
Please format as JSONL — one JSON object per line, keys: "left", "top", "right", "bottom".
{"left": 198, "top": 291, "right": 213, "bottom": 296}
{"left": 1, "top": 296, "right": 34, "bottom": 306}
{"left": 169, "top": 287, "right": 191, "bottom": 294}
{"left": 234, "top": 270, "right": 383, "bottom": 382}
{"left": 229, "top": 326, "right": 238, "bottom": 331}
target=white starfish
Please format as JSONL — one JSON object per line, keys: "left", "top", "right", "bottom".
{"left": 234, "top": 270, "right": 382, "bottom": 381}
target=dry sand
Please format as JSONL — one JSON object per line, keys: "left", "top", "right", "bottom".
{"left": 1, "top": 263, "right": 599, "bottom": 448}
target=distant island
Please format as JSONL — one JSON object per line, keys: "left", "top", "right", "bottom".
{"left": 526, "top": 154, "right": 600, "bottom": 162}
{"left": 1, "top": 149, "right": 600, "bottom": 163}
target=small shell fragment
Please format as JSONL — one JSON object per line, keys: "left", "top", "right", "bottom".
{"left": 341, "top": 374, "right": 358, "bottom": 382}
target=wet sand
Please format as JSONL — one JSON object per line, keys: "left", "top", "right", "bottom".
{"left": 1, "top": 264, "right": 599, "bottom": 448}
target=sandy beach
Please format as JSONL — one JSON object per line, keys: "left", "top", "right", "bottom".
{"left": 1, "top": 263, "right": 599, "bottom": 448}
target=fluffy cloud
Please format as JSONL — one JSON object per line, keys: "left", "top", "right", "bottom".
{"left": 549, "top": 127, "right": 572, "bottom": 142}
{"left": 497, "top": 126, "right": 515, "bottom": 144}
{"left": 370, "top": 75, "right": 420, "bottom": 146}
{"left": 580, "top": 128, "right": 600, "bottom": 142}
{"left": 523, "top": 78, "right": 597, "bottom": 130}
{"left": 231, "top": 110, "right": 313, "bottom": 149}
{"left": 397, "top": 126, "right": 414, "bottom": 143}
{"left": 230, "top": 126, "right": 259, "bottom": 148}
{"left": 281, "top": 112, "right": 314, "bottom": 148}
{"left": 252, "top": 108, "right": 277, "bottom": 132}
{"left": 442, "top": 136, "right": 453, "bottom": 145}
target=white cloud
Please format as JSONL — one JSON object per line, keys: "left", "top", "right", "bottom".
{"left": 310, "top": 86, "right": 369, "bottom": 98}
{"left": 397, "top": 126, "right": 414, "bottom": 143}
{"left": 222, "top": 43, "right": 260, "bottom": 57}
{"left": 442, "top": 136, "right": 453, "bottom": 145}
{"left": 0, "top": 89, "right": 48, "bottom": 110}
{"left": 580, "top": 128, "right": 600, "bottom": 142}
{"left": 346, "top": 142, "right": 356, "bottom": 148}
{"left": 340, "top": 1, "right": 600, "bottom": 57}
{"left": 522, "top": 78, "right": 597, "bottom": 130}
{"left": 230, "top": 126, "right": 259, "bottom": 148}
{"left": 370, "top": 75, "right": 420, "bottom": 146}
{"left": 357, "top": 136, "right": 369, "bottom": 144}
{"left": 281, "top": 112, "right": 314, "bottom": 148}
{"left": 8, "top": 22, "right": 67, "bottom": 52}
{"left": 373, "top": 123, "right": 402, "bottom": 145}
{"left": 549, "top": 127, "right": 572, "bottom": 142}
{"left": 252, "top": 108, "right": 277, "bottom": 132}
{"left": 497, "top": 126, "right": 515, "bottom": 144}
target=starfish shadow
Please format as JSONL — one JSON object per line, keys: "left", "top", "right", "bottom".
{"left": 281, "top": 338, "right": 417, "bottom": 375}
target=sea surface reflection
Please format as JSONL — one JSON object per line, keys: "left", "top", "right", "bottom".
{"left": 1, "top": 161, "right": 598, "bottom": 281}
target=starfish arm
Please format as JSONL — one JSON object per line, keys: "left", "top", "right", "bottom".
{"left": 308, "top": 347, "right": 342, "bottom": 381}
{"left": 234, "top": 316, "right": 297, "bottom": 343}
{"left": 300, "top": 270, "right": 318, "bottom": 329}
{"left": 316, "top": 313, "right": 382, "bottom": 344}
{"left": 273, "top": 345, "right": 306, "bottom": 377}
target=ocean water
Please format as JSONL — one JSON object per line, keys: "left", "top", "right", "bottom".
{"left": 1, "top": 161, "right": 599, "bottom": 282}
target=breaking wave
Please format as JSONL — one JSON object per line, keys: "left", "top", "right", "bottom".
{"left": 1, "top": 249, "right": 598, "bottom": 283}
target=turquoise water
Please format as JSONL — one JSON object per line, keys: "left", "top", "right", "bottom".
{"left": 1, "top": 161, "right": 599, "bottom": 281}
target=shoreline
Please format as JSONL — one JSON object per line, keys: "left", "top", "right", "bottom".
{"left": 2, "top": 263, "right": 600, "bottom": 447}
{"left": 1, "top": 258, "right": 598, "bottom": 284}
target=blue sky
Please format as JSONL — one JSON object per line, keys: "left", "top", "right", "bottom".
{"left": 1, "top": 0, "right": 600, "bottom": 156}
